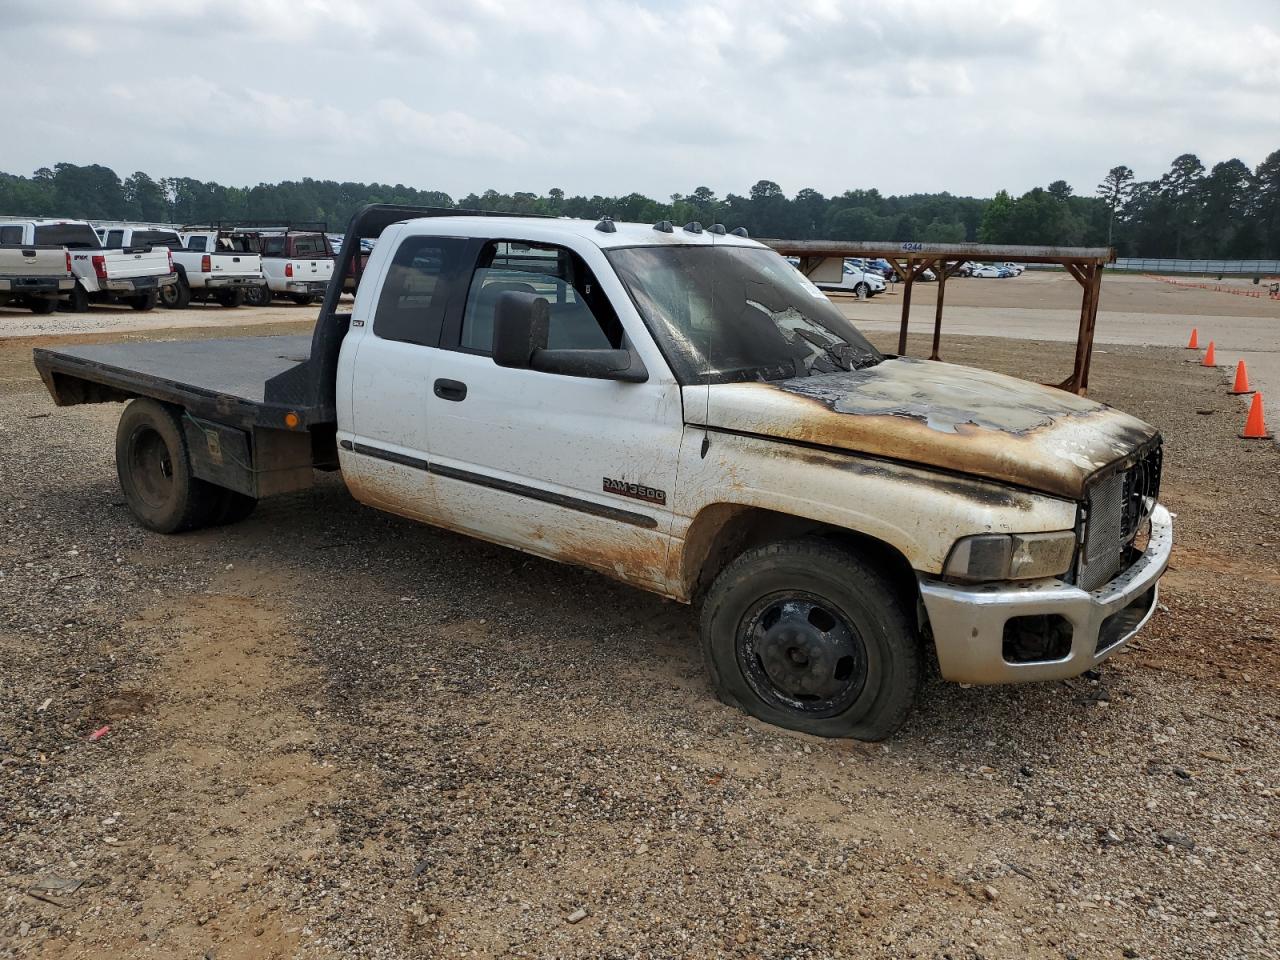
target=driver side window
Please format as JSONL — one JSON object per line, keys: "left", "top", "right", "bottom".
{"left": 458, "top": 240, "right": 622, "bottom": 355}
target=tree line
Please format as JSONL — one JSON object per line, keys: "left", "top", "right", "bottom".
{"left": 2, "top": 151, "right": 1277, "bottom": 258}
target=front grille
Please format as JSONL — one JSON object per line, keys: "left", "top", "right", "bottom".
{"left": 1078, "top": 439, "right": 1162, "bottom": 592}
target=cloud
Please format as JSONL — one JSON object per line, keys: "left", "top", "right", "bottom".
{"left": 1, "top": 0, "right": 1277, "bottom": 199}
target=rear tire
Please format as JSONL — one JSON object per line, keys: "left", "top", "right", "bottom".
{"left": 115, "top": 399, "right": 221, "bottom": 533}
{"left": 160, "top": 278, "right": 191, "bottom": 309}
{"left": 130, "top": 290, "right": 158, "bottom": 312}
{"left": 700, "top": 538, "right": 921, "bottom": 741}
{"left": 211, "top": 488, "right": 258, "bottom": 526}
{"left": 215, "top": 288, "right": 245, "bottom": 308}
{"left": 60, "top": 282, "right": 90, "bottom": 313}
{"left": 28, "top": 297, "right": 57, "bottom": 315}
{"left": 289, "top": 293, "right": 314, "bottom": 306}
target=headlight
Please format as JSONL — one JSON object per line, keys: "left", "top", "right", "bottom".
{"left": 943, "top": 531, "right": 1077, "bottom": 582}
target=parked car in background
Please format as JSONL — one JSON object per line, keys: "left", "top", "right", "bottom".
{"left": 1000, "top": 262, "right": 1025, "bottom": 276}
{"left": 329, "top": 233, "right": 375, "bottom": 294}
{"left": 800, "top": 260, "right": 886, "bottom": 298}
{"left": 0, "top": 227, "right": 74, "bottom": 314}
{"left": 866, "top": 258, "right": 895, "bottom": 279}
{"left": 97, "top": 225, "right": 264, "bottom": 309}
{"left": 970, "top": 263, "right": 1003, "bottom": 278}
{"left": 0, "top": 218, "right": 177, "bottom": 311}
{"left": 222, "top": 227, "right": 335, "bottom": 305}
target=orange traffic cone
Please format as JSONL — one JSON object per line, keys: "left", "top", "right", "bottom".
{"left": 1229, "top": 360, "right": 1254, "bottom": 395}
{"left": 1202, "top": 341, "right": 1216, "bottom": 366}
{"left": 1186, "top": 328, "right": 1199, "bottom": 349}
{"left": 1240, "top": 393, "right": 1272, "bottom": 440}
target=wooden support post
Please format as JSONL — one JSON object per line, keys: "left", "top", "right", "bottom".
{"left": 897, "top": 258, "right": 915, "bottom": 355}
{"left": 1063, "top": 263, "right": 1098, "bottom": 394}
{"left": 1078, "top": 264, "right": 1104, "bottom": 393}
{"left": 930, "top": 260, "right": 948, "bottom": 361}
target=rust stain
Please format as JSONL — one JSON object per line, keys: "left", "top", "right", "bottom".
{"left": 697, "top": 358, "right": 1158, "bottom": 499}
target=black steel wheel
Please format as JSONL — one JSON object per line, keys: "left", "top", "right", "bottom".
{"left": 115, "top": 399, "right": 220, "bottom": 533}
{"left": 738, "top": 592, "right": 867, "bottom": 718}
{"left": 701, "top": 538, "right": 921, "bottom": 740}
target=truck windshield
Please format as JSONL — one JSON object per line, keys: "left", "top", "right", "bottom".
{"left": 607, "top": 245, "right": 882, "bottom": 384}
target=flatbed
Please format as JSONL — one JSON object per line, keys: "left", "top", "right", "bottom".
{"left": 34, "top": 335, "right": 314, "bottom": 430}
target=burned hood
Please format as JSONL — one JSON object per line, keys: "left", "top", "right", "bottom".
{"left": 691, "top": 358, "right": 1158, "bottom": 499}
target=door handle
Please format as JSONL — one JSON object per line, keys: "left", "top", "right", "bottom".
{"left": 434, "top": 378, "right": 467, "bottom": 402}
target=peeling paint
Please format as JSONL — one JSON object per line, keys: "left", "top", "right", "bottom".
{"left": 689, "top": 358, "right": 1158, "bottom": 499}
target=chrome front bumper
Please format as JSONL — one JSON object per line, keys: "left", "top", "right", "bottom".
{"left": 919, "top": 504, "right": 1173, "bottom": 684}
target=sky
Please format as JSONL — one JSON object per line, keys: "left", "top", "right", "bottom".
{"left": 4, "top": 0, "right": 1279, "bottom": 201}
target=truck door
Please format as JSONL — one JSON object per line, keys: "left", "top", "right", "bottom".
{"left": 339, "top": 230, "right": 473, "bottom": 519}
{"left": 423, "top": 238, "right": 683, "bottom": 589}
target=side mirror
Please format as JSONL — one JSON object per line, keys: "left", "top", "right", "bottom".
{"left": 492, "top": 290, "right": 648, "bottom": 383}
{"left": 492, "top": 291, "right": 549, "bottom": 369}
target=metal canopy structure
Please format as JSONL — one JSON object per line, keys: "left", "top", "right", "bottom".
{"left": 763, "top": 240, "right": 1116, "bottom": 394}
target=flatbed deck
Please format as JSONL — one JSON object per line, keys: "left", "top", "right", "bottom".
{"left": 34, "top": 334, "right": 319, "bottom": 430}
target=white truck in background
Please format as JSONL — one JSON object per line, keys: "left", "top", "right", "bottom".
{"left": 0, "top": 219, "right": 177, "bottom": 312}
{"left": 97, "top": 225, "right": 264, "bottom": 309}
{"left": 215, "top": 227, "right": 335, "bottom": 306}
{"left": 0, "top": 223, "right": 74, "bottom": 313}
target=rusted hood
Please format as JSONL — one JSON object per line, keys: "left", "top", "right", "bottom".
{"left": 691, "top": 358, "right": 1158, "bottom": 499}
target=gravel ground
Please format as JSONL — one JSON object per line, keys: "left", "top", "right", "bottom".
{"left": 1, "top": 320, "right": 1277, "bottom": 959}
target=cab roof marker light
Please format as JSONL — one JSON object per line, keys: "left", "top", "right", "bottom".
{"left": 683, "top": 221, "right": 703, "bottom": 234}
{"left": 730, "top": 226, "right": 749, "bottom": 237}
{"left": 653, "top": 220, "right": 674, "bottom": 233}
{"left": 708, "top": 224, "right": 727, "bottom": 235}
{"left": 594, "top": 217, "right": 617, "bottom": 233}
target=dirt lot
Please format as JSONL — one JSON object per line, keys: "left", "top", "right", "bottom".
{"left": 2, "top": 279, "right": 1279, "bottom": 960}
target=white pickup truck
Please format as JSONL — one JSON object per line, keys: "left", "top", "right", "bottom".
{"left": 97, "top": 226, "right": 264, "bottom": 309}
{"left": 33, "top": 205, "right": 1172, "bottom": 740}
{"left": 0, "top": 219, "right": 177, "bottom": 312}
{"left": 0, "top": 225, "right": 74, "bottom": 313}
{"left": 224, "top": 229, "right": 334, "bottom": 306}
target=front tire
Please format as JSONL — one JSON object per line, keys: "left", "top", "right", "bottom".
{"left": 700, "top": 539, "right": 921, "bottom": 740}
{"left": 854, "top": 282, "right": 869, "bottom": 299}
{"left": 115, "top": 399, "right": 220, "bottom": 533}
{"left": 28, "top": 297, "right": 57, "bottom": 315}
{"left": 215, "top": 288, "right": 245, "bottom": 308}
{"left": 289, "top": 293, "right": 314, "bottom": 306}
{"left": 244, "top": 284, "right": 271, "bottom": 306}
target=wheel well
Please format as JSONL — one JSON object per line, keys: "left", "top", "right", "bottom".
{"left": 681, "top": 505, "right": 918, "bottom": 605}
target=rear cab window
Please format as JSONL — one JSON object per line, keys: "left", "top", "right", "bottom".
{"left": 0, "top": 225, "right": 23, "bottom": 244}
{"left": 130, "top": 231, "right": 182, "bottom": 251}
{"left": 32, "top": 224, "right": 101, "bottom": 249}
{"left": 291, "top": 234, "right": 330, "bottom": 257}
{"left": 455, "top": 240, "right": 623, "bottom": 355}
{"left": 372, "top": 236, "right": 471, "bottom": 347}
